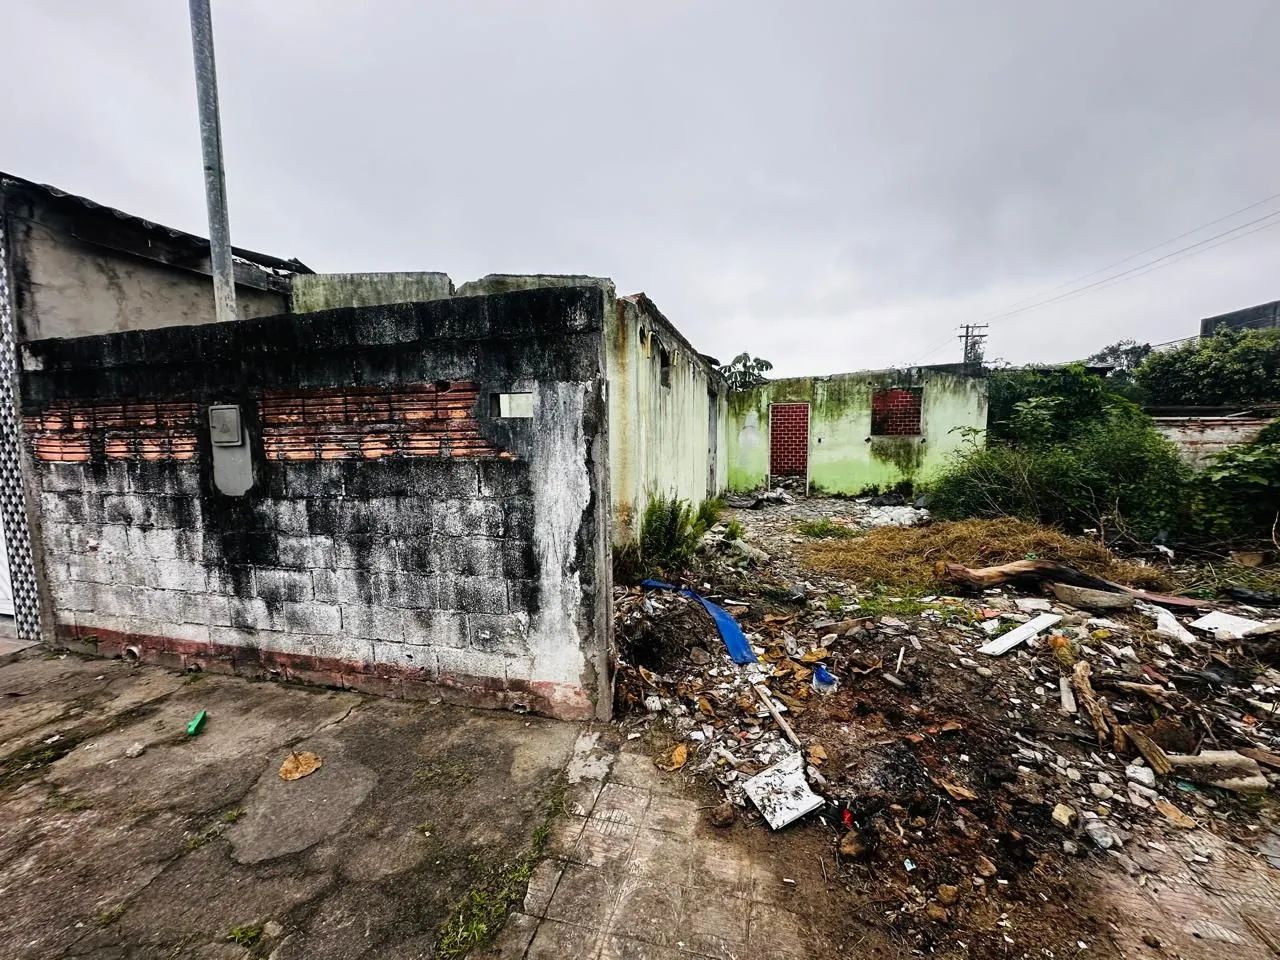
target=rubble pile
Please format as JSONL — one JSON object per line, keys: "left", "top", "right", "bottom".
{"left": 613, "top": 513, "right": 1280, "bottom": 948}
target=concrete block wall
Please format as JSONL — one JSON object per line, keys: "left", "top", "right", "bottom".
{"left": 20, "top": 286, "right": 612, "bottom": 720}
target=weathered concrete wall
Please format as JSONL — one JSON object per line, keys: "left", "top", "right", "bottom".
{"left": 19, "top": 286, "right": 612, "bottom": 720}
{"left": 1152, "top": 416, "right": 1273, "bottom": 467}
{"left": 291, "top": 271, "right": 731, "bottom": 544}
{"left": 291, "top": 272, "right": 454, "bottom": 313}
{"left": 727, "top": 369, "right": 987, "bottom": 494}
{"left": 3, "top": 192, "right": 286, "bottom": 341}
{"left": 607, "top": 294, "right": 727, "bottom": 543}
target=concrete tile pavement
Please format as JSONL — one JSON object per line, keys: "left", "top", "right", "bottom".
{"left": 483, "top": 750, "right": 830, "bottom": 960}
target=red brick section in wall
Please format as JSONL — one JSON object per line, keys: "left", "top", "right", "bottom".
{"left": 769, "top": 402, "right": 810, "bottom": 477}
{"left": 25, "top": 401, "right": 199, "bottom": 463}
{"left": 260, "top": 382, "right": 513, "bottom": 460}
{"left": 871, "top": 387, "right": 923, "bottom": 436}
{"left": 26, "top": 383, "right": 515, "bottom": 463}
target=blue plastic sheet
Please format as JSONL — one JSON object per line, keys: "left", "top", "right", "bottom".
{"left": 639, "top": 579, "right": 758, "bottom": 664}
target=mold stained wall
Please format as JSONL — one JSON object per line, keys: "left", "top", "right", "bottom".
{"left": 726, "top": 369, "right": 987, "bottom": 493}
{"left": 22, "top": 287, "right": 613, "bottom": 720}
{"left": 290, "top": 272, "right": 455, "bottom": 313}
{"left": 606, "top": 295, "right": 728, "bottom": 544}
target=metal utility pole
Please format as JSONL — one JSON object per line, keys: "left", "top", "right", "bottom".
{"left": 958, "top": 323, "right": 989, "bottom": 371}
{"left": 188, "top": 0, "right": 238, "bottom": 325}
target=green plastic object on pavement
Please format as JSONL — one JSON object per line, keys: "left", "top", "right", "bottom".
{"left": 187, "top": 710, "right": 208, "bottom": 737}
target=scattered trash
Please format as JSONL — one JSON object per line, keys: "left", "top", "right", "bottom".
{"left": 810, "top": 664, "right": 839, "bottom": 695}
{"left": 640, "top": 580, "right": 757, "bottom": 664}
{"left": 1138, "top": 602, "right": 1201, "bottom": 647}
{"left": 279, "top": 750, "right": 323, "bottom": 781}
{"left": 742, "top": 752, "right": 824, "bottom": 830}
{"left": 612, "top": 497, "right": 1280, "bottom": 952}
{"left": 124, "top": 742, "right": 145, "bottom": 759}
{"left": 186, "top": 710, "right": 208, "bottom": 737}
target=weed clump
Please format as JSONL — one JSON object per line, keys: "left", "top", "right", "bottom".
{"left": 796, "top": 518, "right": 857, "bottom": 539}
{"left": 435, "top": 787, "right": 562, "bottom": 959}
{"left": 226, "top": 925, "right": 262, "bottom": 946}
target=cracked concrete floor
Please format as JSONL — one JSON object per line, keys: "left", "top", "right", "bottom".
{"left": 0, "top": 652, "right": 577, "bottom": 959}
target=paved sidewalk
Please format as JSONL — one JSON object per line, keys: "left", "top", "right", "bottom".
{"left": 485, "top": 748, "right": 834, "bottom": 960}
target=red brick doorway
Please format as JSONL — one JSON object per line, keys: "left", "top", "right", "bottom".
{"left": 769, "top": 403, "right": 810, "bottom": 479}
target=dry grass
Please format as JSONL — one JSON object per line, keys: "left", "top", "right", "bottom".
{"left": 802, "top": 518, "right": 1172, "bottom": 593}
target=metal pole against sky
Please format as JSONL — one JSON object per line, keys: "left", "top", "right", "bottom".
{"left": 188, "top": 0, "right": 238, "bottom": 325}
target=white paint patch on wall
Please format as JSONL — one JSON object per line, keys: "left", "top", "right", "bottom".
{"left": 528, "top": 380, "right": 590, "bottom": 686}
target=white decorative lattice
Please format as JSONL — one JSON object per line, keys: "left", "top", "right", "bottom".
{"left": 0, "top": 221, "right": 42, "bottom": 640}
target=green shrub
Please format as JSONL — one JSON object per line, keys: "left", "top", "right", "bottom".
{"left": 725, "top": 519, "right": 745, "bottom": 540}
{"left": 928, "top": 408, "right": 1191, "bottom": 539}
{"left": 986, "top": 365, "right": 1118, "bottom": 445}
{"left": 1136, "top": 328, "right": 1280, "bottom": 406}
{"left": 637, "top": 492, "right": 712, "bottom": 578}
{"left": 1194, "top": 422, "right": 1280, "bottom": 543}
{"left": 695, "top": 497, "right": 723, "bottom": 532}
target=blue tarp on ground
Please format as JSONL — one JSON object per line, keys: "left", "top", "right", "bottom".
{"left": 640, "top": 579, "right": 758, "bottom": 665}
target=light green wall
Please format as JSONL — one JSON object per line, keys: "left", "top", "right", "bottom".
{"left": 606, "top": 296, "right": 728, "bottom": 543}
{"left": 727, "top": 369, "right": 987, "bottom": 493}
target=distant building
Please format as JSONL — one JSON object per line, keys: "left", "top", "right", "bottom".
{"left": 1199, "top": 299, "right": 1280, "bottom": 337}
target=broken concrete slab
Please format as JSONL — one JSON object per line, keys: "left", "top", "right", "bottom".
{"left": 1051, "top": 583, "right": 1136, "bottom": 611}
{"left": 1166, "top": 750, "right": 1269, "bottom": 794}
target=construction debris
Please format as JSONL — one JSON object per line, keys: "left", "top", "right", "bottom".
{"left": 742, "top": 752, "right": 824, "bottom": 829}
{"left": 1166, "top": 750, "right": 1269, "bottom": 794}
{"left": 977, "top": 612, "right": 1062, "bottom": 656}
{"left": 613, "top": 496, "right": 1280, "bottom": 954}
{"left": 1190, "top": 610, "right": 1272, "bottom": 640}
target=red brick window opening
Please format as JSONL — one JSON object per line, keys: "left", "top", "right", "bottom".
{"left": 870, "top": 387, "right": 923, "bottom": 436}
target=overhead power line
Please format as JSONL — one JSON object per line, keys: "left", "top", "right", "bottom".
{"left": 1025, "top": 216, "right": 1280, "bottom": 316}
{"left": 983, "top": 206, "right": 1280, "bottom": 325}
{"left": 906, "top": 188, "right": 1280, "bottom": 368}
{"left": 987, "top": 189, "right": 1280, "bottom": 316}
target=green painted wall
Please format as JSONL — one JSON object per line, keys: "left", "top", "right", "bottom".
{"left": 726, "top": 369, "right": 987, "bottom": 493}
{"left": 606, "top": 295, "right": 728, "bottom": 543}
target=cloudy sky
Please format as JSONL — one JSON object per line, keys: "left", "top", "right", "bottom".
{"left": 4, "top": 1, "right": 1278, "bottom": 376}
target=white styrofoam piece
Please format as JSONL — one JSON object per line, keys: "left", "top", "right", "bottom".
{"left": 1190, "top": 610, "right": 1267, "bottom": 640}
{"left": 977, "top": 612, "right": 1062, "bottom": 656}
{"left": 742, "top": 751, "right": 824, "bottom": 830}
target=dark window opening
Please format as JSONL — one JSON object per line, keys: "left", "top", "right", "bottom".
{"left": 490, "top": 392, "right": 533, "bottom": 418}
{"left": 658, "top": 346, "right": 671, "bottom": 387}
{"left": 870, "top": 387, "right": 923, "bottom": 436}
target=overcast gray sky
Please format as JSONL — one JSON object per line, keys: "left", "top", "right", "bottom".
{"left": 3, "top": 1, "right": 1277, "bottom": 375}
